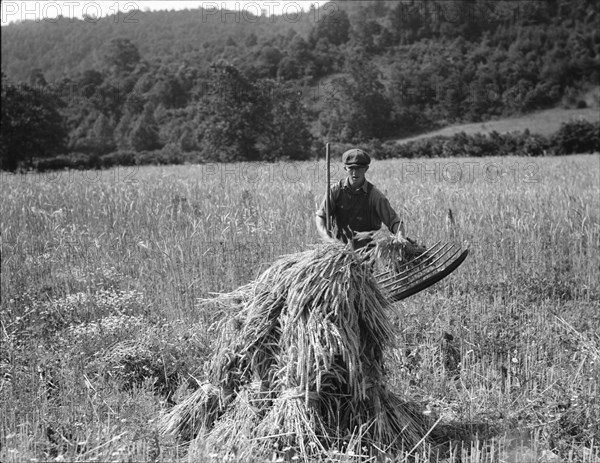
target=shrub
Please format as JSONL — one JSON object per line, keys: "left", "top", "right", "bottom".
{"left": 25, "top": 119, "right": 600, "bottom": 171}
{"left": 34, "top": 155, "right": 75, "bottom": 171}
{"left": 520, "top": 132, "right": 550, "bottom": 156}
{"left": 136, "top": 148, "right": 184, "bottom": 166}
{"left": 100, "top": 151, "right": 138, "bottom": 167}
{"left": 35, "top": 152, "right": 96, "bottom": 171}
{"left": 551, "top": 119, "right": 600, "bottom": 155}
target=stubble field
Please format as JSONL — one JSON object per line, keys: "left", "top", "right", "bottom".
{"left": 1, "top": 154, "right": 599, "bottom": 462}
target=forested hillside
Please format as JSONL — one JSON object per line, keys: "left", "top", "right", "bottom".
{"left": 2, "top": 0, "right": 599, "bottom": 170}
{"left": 1, "top": 4, "right": 316, "bottom": 81}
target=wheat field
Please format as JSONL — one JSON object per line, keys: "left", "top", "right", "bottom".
{"left": 1, "top": 154, "right": 599, "bottom": 462}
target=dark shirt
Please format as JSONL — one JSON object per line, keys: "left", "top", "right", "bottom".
{"left": 316, "top": 178, "right": 401, "bottom": 246}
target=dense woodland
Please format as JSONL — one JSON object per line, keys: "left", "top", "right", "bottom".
{"left": 1, "top": 0, "right": 599, "bottom": 170}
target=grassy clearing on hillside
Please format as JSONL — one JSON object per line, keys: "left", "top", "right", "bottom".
{"left": 1, "top": 155, "right": 599, "bottom": 462}
{"left": 394, "top": 108, "right": 600, "bottom": 144}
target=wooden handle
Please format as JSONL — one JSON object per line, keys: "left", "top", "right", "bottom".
{"left": 325, "top": 143, "right": 331, "bottom": 233}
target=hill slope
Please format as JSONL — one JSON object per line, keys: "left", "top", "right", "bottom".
{"left": 2, "top": 0, "right": 600, "bottom": 167}
{"left": 394, "top": 106, "right": 600, "bottom": 145}
{"left": 0, "top": 7, "right": 315, "bottom": 81}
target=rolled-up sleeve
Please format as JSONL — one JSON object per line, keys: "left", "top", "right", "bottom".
{"left": 370, "top": 187, "right": 401, "bottom": 232}
{"left": 316, "top": 192, "right": 329, "bottom": 218}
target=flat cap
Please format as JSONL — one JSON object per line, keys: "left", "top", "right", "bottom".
{"left": 342, "top": 148, "right": 371, "bottom": 168}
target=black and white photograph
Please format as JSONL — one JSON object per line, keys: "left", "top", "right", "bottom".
{"left": 1, "top": 1, "right": 599, "bottom": 461}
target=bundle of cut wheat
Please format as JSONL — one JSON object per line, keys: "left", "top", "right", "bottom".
{"left": 159, "top": 383, "right": 225, "bottom": 443}
{"left": 159, "top": 241, "right": 430, "bottom": 461}
{"left": 355, "top": 229, "right": 428, "bottom": 274}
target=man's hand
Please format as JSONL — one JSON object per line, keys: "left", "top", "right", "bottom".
{"left": 393, "top": 221, "right": 405, "bottom": 239}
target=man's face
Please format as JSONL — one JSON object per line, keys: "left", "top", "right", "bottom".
{"left": 346, "top": 165, "right": 368, "bottom": 188}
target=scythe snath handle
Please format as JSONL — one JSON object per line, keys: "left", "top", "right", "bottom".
{"left": 325, "top": 143, "right": 331, "bottom": 233}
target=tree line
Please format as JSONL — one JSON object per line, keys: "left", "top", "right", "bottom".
{"left": 1, "top": 0, "right": 599, "bottom": 170}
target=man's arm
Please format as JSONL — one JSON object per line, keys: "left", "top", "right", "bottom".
{"left": 371, "top": 187, "right": 401, "bottom": 234}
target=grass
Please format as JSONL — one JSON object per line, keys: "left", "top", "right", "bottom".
{"left": 394, "top": 107, "right": 600, "bottom": 144}
{"left": 1, "top": 154, "right": 599, "bottom": 462}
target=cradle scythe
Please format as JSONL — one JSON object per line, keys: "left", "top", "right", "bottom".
{"left": 375, "top": 242, "right": 469, "bottom": 302}
{"left": 322, "top": 143, "right": 467, "bottom": 299}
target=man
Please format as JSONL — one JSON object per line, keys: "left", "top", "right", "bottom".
{"left": 316, "top": 148, "right": 402, "bottom": 249}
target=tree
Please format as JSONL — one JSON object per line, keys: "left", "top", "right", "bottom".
{"left": 245, "top": 33, "right": 258, "bottom": 48}
{"left": 195, "top": 61, "right": 313, "bottom": 162}
{"left": 388, "top": 2, "right": 425, "bottom": 44}
{"left": 178, "top": 125, "right": 198, "bottom": 152}
{"left": 372, "top": 0, "right": 387, "bottom": 17}
{"left": 129, "top": 102, "right": 161, "bottom": 151}
{"left": 78, "top": 69, "right": 104, "bottom": 97}
{"left": 148, "top": 77, "right": 187, "bottom": 108}
{"left": 198, "top": 62, "right": 270, "bottom": 161}
{"left": 277, "top": 57, "right": 302, "bottom": 81}
{"left": 115, "top": 110, "right": 134, "bottom": 150}
{"left": 90, "top": 113, "right": 116, "bottom": 154}
{"left": 103, "top": 37, "right": 141, "bottom": 75}
{"left": 309, "top": 37, "right": 341, "bottom": 78}
{"left": 1, "top": 74, "right": 67, "bottom": 171}
{"left": 351, "top": 17, "right": 385, "bottom": 54}
{"left": 279, "top": 36, "right": 314, "bottom": 80}
{"left": 319, "top": 53, "right": 393, "bottom": 142}
{"left": 257, "top": 80, "right": 314, "bottom": 161}
{"left": 309, "top": 8, "right": 350, "bottom": 47}
{"left": 256, "top": 46, "right": 283, "bottom": 78}
{"left": 28, "top": 68, "right": 47, "bottom": 88}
